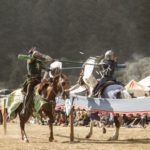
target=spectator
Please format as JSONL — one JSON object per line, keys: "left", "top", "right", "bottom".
{"left": 58, "top": 113, "right": 67, "bottom": 126}
{"left": 107, "top": 113, "right": 114, "bottom": 127}
{"left": 54, "top": 111, "right": 60, "bottom": 126}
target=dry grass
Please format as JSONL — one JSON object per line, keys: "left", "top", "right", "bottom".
{"left": 0, "top": 121, "right": 150, "bottom": 150}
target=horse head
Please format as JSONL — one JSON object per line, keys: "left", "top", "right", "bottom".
{"left": 52, "top": 73, "right": 70, "bottom": 99}
{"left": 36, "top": 73, "right": 70, "bottom": 101}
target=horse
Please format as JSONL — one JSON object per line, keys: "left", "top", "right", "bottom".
{"left": 69, "top": 56, "right": 131, "bottom": 140}
{"left": 85, "top": 83, "right": 131, "bottom": 140}
{"left": 13, "top": 73, "right": 69, "bottom": 143}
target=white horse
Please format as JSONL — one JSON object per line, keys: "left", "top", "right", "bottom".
{"left": 85, "top": 84, "right": 131, "bottom": 140}
{"left": 69, "top": 56, "right": 131, "bottom": 140}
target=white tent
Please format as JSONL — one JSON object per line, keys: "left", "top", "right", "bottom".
{"left": 125, "top": 80, "right": 144, "bottom": 90}
{"left": 125, "top": 80, "right": 150, "bottom": 96}
{"left": 139, "top": 75, "right": 150, "bottom": 88}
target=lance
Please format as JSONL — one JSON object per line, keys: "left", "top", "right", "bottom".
{"left": 18, "top": 54, "right": 126, "bottom": 69}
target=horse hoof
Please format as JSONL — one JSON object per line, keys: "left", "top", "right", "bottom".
{"left": 49, "top": 138, "right": 54, "bottom": 142}
{"left": 102, "top": 128, "right": 106, "bottom": 134}
{"left": 23, "top": 139, "right": 29, "bottom": 143}
{"left": 24, "top": 139, "right": 29, "bottom": 143}
{"left": 85, "top": 134, "right": 90, "bottom": 139}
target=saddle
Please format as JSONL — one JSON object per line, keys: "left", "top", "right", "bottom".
{"left": 93, "top": 80, "right": 123, "bottom": 97}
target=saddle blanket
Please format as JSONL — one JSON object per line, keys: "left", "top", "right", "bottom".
{"left": 0, "top": 89, "right": 47, "bottom": 119}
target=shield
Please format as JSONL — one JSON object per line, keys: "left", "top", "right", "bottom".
{"left": 83, "top": 57, "right": 96, "bottom": 78}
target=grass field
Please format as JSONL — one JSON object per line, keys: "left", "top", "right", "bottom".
{"left": 0, "top": 121, "right": 150, "bottom": 150}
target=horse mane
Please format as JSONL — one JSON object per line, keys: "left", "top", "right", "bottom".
{"left": 35, "top": 79, "right": 52, "bottom": 95}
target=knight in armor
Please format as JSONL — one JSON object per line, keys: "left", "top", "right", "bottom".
{"left": 101, "top": 50, "right": 117, "bottom": 81}
{"left": 93, "top": 50, "right": 118, "bottom": 95}
{"left": 21, "top": 47, "right": 53, "bottom": 115}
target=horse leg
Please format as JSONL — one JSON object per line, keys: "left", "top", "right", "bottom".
{"left": 85, "top": 120, "right": 94, "bottom": 139}
{"left": 101, "top": 122, "right": 107, "bottom": 134}
{"left": 20, "top": 119, "right": 29, "bottom": 143}
{"left": 48, "top": 104, "right": 55, "bottom": 142}
{"left": 100, "top": 114, "right": 107, "bottom": 134}
{"left": 48, "top": 117, "right": 54, "bottom": 142}
{"left": 19, "top": 108, "right": 31, "bottom": 143}
{"left": 109, "top": 115, "right": 120, "bottom": 140}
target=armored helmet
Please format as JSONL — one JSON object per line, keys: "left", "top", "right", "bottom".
{"left": 104, "top": 50, "right": 115, "bottom": 60}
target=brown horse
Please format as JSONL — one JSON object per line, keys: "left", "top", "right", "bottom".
{"left": 16, "top": 73, "right": 69, "bottom": 142}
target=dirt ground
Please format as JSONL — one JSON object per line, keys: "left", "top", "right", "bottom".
{"left": 0, "top": 121, "right": 150, "bottom": 150}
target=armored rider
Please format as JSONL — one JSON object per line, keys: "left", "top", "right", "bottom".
{"left": 101, "top": 50, "right": 117, "bottom": 81}
{"left": 21, "top": 47, "right": 53, "bottom": 115}
{"left": 93, "top": 50, "right": 118, "bottom": 95}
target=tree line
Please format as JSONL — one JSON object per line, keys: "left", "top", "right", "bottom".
{"left": 0, "top": 0, "right": 149, "bottom": 88}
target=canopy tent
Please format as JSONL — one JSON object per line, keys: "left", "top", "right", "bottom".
{"left": 125, "top": 80, "right": 144, "bottom": 90}
{"left": 139, "top": 75, "right": 150, "bottom": 88}
{"left": 125, "top": 80, "right": 149, "bottom": 96}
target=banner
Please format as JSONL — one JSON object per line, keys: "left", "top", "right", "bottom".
{"left": 1, "top": 94, "right": 150, "bottom": 116}
{"left": 67, "top": 95, "right": 150, "bottom": 115}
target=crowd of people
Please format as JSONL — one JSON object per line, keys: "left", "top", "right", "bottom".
{"left": 29, "top": 109, "right": 150, "bottom": 129}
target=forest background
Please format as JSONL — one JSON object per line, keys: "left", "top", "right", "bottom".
{"left": 0, "top": 0, "right": 150, "bottom": 89}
